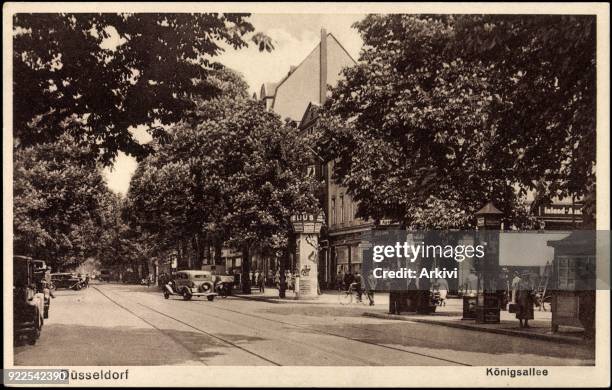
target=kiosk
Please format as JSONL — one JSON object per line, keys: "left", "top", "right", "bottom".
{"left": 547, "top": 231, "right": 596, "bottom": 338}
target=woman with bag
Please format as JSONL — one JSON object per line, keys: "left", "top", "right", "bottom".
{"left": 516, "top": 272, "right": 535, "bottom": 328}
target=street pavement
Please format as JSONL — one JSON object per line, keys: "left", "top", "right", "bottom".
{"left": 13, "top": 283, "right": 595, "bottom": 366}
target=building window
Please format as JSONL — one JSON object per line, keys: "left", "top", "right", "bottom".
{"left": 340, "top": 195, "right": 345, "bottom": 223}
{"left": 331, "top": 197, "right": 336, "bottom": 225}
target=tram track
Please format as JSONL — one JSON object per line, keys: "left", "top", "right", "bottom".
{"left": 182, "top": 298, "right": 472, "bottom": 366}
{"left": 95, "top": 285, "right": 471, "bottom": 366}
{"left": 93, "top": 286, "right": 280, "bottom": 366}
{"left": 137, "top": 300, "right": 382, "bottom": 366}
{"left": 134, "top": 291, "right": 472, "bottom": 366}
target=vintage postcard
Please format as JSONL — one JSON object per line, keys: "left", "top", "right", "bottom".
{"left": 3, "top": 2, "right": 610, "bottom": 388}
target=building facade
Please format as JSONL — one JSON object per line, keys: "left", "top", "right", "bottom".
{"left": 260, "top": 29, "right": 360, "bottom": 289}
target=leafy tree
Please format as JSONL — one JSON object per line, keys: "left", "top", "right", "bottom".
{"left": 96, "top": 192, "right": 143, "bottom": 271}
{"left": 314, "top": 14, "right": 595, "bottom": 228}
{"left": 126, "top": 70, "right": 321, "bottom": 293}
{"left": 13, "top": 135, "right": 111, "bottom": 270}
{"left": 13, "top": 13, "right": 273, "bottom": 164}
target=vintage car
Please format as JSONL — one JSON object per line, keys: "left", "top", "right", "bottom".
{"left": 32, "top": 259, "right": 52, "bottom": 318}
{"left": 51, "top": 272, "right": 82, "bottom": 290}
{"left": 13, "top": 256, "right": 45, "bottom": 345}
{"left": 164, "top": 270, "right": 218, "bottom": 301}
{"left": 214, "top": 274, "right": 235, "bottom": 298}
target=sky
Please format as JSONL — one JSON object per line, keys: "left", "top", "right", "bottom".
{"left": 103, "top": 13, "right": 365, "bottom": 195}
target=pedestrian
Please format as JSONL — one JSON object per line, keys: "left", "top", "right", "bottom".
{"left": 233, "top": 270, "right": 240, "bottom": 289}
{"left": 288, "top": 270, "right": 295, "bottom": 290}
{"left": 465, "top": 270, "right": 478, "bottom": 297}
{"left": 516, "top": 271, "right": 535, "bottom": 328}
{"left": 274, "top": 270, "right": 280, "bottom": 289}
{"left": 336, "top": 270, "right": 344, "bottom": 290}
{"left": 436, "top": 277, "right": 448, "bottom": 306}
{"left": 365, "top": 273, "right": 376, "bottom": 306}
{"left": 511, "top": 271, "right": 521, "bottom": 304}
{"left": 257, "top": 271, "right": 265, "bottom": 293}
{"left": 389, "top": 291, "right": 401, "bottom": 314}
{"left": 353, "top": 272, "right": 363, "bottom": 301}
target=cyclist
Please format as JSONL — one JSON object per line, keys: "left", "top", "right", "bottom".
{"left": 343, "top": 272, "right": 354, "bottom": 292}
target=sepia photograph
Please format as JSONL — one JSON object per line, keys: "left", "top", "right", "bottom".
{"left": 3, "top": 2, "right": 610, "bottom": 387}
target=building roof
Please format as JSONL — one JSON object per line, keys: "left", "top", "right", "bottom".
{"left": 475, "top": 202, "right": 503, "bottom": 215}
{"left": 298, "top": 102, "right": 320, "bottom": 129}
{"left": 260, "top": 32, "right": 357, "bottom": 122}
{"left": 261, "top": 82, "right": 279, "bottom": 99}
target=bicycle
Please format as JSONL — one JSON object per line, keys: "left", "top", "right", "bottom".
{"left": 337, "top": 283, "right": 368, "bottom": 305}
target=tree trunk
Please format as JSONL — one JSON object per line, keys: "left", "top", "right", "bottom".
{"left": 177, "top": 241, "right": 183, "bottom": 270}
{"left": 241, "top": 244, "right": 251, "bottom": 294}
{"left": 279, "top": 249, "right": 287, "bottom": 298}
{"left": 193, "top": 233, "right": 204, "bottom": 270}
{"left": 214, "top": 240, "right": 223, "bottom": 266}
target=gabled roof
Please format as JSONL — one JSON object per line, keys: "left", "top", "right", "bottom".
{"left": 272, "top": 33, "right": 356, "bottom": 104}
{"left": 261, "top": 32, "right": 357, "bottom": 118}
{"left": 298, "top": 102, "right": 321, "bottom": 129}
{"left": 260, "top": 82, "right": 279, "bottom": 99}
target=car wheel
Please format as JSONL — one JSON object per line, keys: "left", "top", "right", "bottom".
{"left": 200, "top": 281, "right": 213, "bottom": 293}
{"left": 163, "top": 291, "right": 170, "bottom": 299}
{"left": 28, "top": 316, "right": 42, "bottom": 345}
{"left": 182, "top": 289, "right": 192, "bottom": 301}
{"left": 207, "top": 295, "right": 215, "bottom": 302}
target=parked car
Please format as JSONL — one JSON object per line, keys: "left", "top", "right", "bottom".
{"left": 214, "top": 274, "right": 235, "bottom": 298}
{"left": 163, "top": 270, "right": 218, "bottom": 301}
{"left": 51, "top": 272, "right": 82, "bottom": 290}
{"left": 32, "top": 259, "right": 52, "bottom": 318}
{"left": 13, "top": 256, "right": 45, "bottom": 345}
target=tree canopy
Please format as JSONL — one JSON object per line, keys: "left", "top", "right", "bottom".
{"left": 13, "top": 135, "right": 114, "bottom": 269}
{"left": 314, "top": 14, "right": 595, "bottom": 228}
{"left": 13, "top": 13, "right": 272, "bottom": 164}
{"left": 125, "top": 69, "right": 320, "bottom": 272}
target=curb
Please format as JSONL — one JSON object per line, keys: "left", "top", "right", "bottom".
{"left": 362, "top": 312, "right": 587, "bottom": 345}
{"left": 232, "top": 294, "right": 340, "bottom": 305}
{"left": 232, "top": 294, "right": 283, "bottom": 304}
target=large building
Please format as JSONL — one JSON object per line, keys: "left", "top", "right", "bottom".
{"left": 259, "top": 29, "right": 363, "bottom": 288}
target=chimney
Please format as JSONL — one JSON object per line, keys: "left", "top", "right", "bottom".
{"left": 319, "top": 28, "right": 327, "bottom": 105}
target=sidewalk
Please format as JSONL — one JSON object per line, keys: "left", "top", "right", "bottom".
{"left": 233, "top": 291, "right": 588, "bottom": 344}
{"left": 232, "top": 287, "right": 390, "bottom": 306}
{"left": 363, "top": 298, "right": 589, "bottom": 345}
